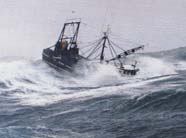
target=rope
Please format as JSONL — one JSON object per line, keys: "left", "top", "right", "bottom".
{"left": 89, "top": 43, "right": 104, "bottom": 60}
{"left": 86, "top": 38, "right": 103, "bottom": 58}
{"left": 92, "top": 52, "right": 102, "bottom": 60}
{"left": 107, "top": 38, "right": 117, "bottom": 65}
{"left": 80, "top": 38, "right": 103, "bottom": 49}
{"left": 108, "top": 38, "right": 122, "bottom": 64}
{"left": 109, "top": 39, "right": 125, "bottom": 51}
{"left": 81, "top": 38, "right": 103, "bottom": 56}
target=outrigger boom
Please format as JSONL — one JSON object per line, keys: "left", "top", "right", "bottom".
{"left": 81, "top": 30, "right": 144, "bottom": 75}
{"left": 107, "top": 45, "right": 144, "bottom": 62}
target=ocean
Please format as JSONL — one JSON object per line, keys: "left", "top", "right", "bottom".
{"left": 0, "top": 47, "right": 186, "bottom": 138}
{"left": 1, "top": 0, "right": 186, "bottom": 137}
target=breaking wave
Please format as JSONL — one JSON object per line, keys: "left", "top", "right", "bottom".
{"left": 0, "top": 47, "right": 186, "bottom": 138}
{"left": 0, "top": 48, "right": 183, "bottom": 106}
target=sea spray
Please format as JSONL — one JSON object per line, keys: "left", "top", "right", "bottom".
{"left": 0, "top": 55, "right": 178, "bottom": 106}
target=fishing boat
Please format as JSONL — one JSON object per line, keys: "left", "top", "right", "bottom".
{"left": 42, "top": 20, "right": 144, "bottom": 75}
{"left": 42, "top": 21, "right": 86, "bottom": 72}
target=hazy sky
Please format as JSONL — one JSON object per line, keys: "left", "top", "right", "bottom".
{"left": 0, "top": 0, "right": 186, "bottom": 58}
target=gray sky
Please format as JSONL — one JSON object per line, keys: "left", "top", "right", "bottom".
{"left": 0, "top": 0, "right": 186, "bottom": 58}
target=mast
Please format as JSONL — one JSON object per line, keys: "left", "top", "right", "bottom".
{"left": 100, "top": 32, "right": 107, "bottom": 63}
{"left": 83, "top": 27, "right": 144, "bottom": 65}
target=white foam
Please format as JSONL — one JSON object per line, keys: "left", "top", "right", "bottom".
{"left": 136, "top": 56, "right": 176, "bottom": 78}
{"left": 0, "top": 57, "right": 177, "bottom": 106}
{"left": 174, "top": 61, "right": 186, "bottom": 70}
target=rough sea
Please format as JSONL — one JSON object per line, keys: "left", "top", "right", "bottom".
{"left": 1, "top": 0, "right": 186, "bottom": 137}
{"left": 0, "top": 47, "right": 186, "bottom": 138}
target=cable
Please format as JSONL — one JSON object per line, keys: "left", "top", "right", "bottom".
{"left": 107, "top": 39, "right": 117, "bottom": 65}
{"left": 80, "top": 38, "right": 103, "bottom": 49}
{"left": 80, "top": 38, "right": 103, "bottom": 56}
{"left": 86, "top": 38, "right": 103, "bottom": 58}
{"left": 109, "top": 39, "right": 125, "bottom": 51}
{"left": 108, "top": 38, "right": 122, "bottom": 64}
